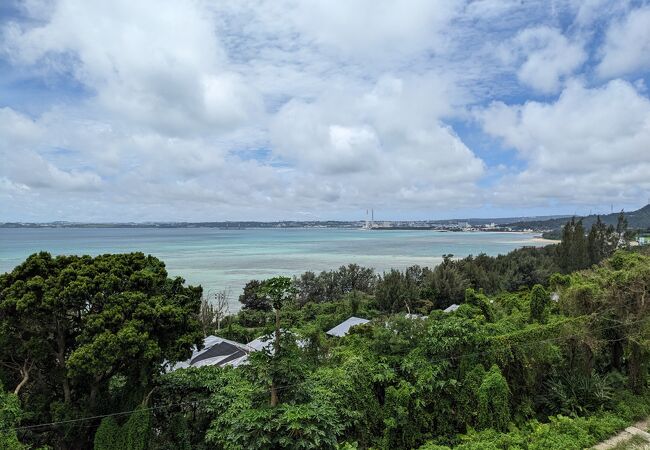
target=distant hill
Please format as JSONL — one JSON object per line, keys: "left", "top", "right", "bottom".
{"left": 507, "top": 204, "right": 650, "bottom": 232}
{"left": 2, "top": 206, "right": 648, "bottom": 231}
{"left": 430, "top": 214, "right": 572, "bottom": 226}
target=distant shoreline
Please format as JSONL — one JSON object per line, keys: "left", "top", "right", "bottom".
{"left": 531, "top": 237, "right": 560, "bottom": 244}
{"left": 0, "top": 224, "right": 550, "bottom": 235}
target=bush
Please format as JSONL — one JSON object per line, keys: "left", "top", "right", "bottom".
{"left": 453, "top": 409, "right": 637, "bottom": 450}
{"left": 124, "top": 407, "right": 152, "bottom": 450}
{"left": 94, "top": 416, "right": 121, "bottom": 450}
{"left": 94, "top": 407, "right": 151, "bottom": 450}
{"left": 528, "top": 285, "right": 548, "bottom": 323}
{"left": 527, "top": 415, "right": 592, "bottom": 450}
{"left": 477, "top": 366, "right": 510, "bottom": 431}
{"left": 419, "top": 444, "right": 452, "bottom": 450}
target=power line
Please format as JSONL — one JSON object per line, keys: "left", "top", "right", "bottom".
{"left": 4, "top": 381, "right": 302, "bottom": 433}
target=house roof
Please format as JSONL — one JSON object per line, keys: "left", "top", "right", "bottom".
{"left": 169, "top": 335, "right": 252, "bottom": 371}
{"left": 247, "top": 334, "right": 274, "bottom": 352}
{"left": 443, "top": 304, "right": 460, "bottom": 313}
{"left": 169, "top": 330, "right": 309, "bottom": 372}
{"left": 326, "top": 317, "right": 370, "bottom": 337}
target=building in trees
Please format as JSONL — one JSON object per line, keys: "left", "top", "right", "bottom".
{"left": 326, "top": 316, "right": 370, "bottom": 337}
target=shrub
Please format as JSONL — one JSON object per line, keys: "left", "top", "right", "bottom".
{"left": 478, "top": 365, "right": 510, "bottom": 431}
{"left": 94, "top": 407, "right": 151, "bottom": 450}
{"left": 528, "top": 285, "right": 548, "bottom": 323}
{"left": 94, "top": 416, "right": 122, "bottom": 450}
{"left": 123, "top": 407, "right": 152, "bottom": 450}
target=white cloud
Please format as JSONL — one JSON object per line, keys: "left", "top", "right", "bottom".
{"left": 271, "top": 76, "right": 485, "bottom": 206}
{"left": 0, "top": 106, "right": 288, "bottom": 219}
{"left": 1, "top": 0, "right": 649, "bottom": 221}
{"left": 0, "top": 109, "right": 103, "bottom": 191}
{"left": 2, "top": 0, "right": 263, "bottom": 135}
{"left": 284, "top": 0, "right": 462, "bottom": 61}
{"left": 0, "top": 107, "right": 43, "bottom": 144}
{"left": 597, "top": 5, "right": 650, "bottom": 78}
{"left": 504, "top": 26, "right": 586, "bottom": 94}
{"left": 0, "top": 177, "right": 30, "bottom": 195}
{"left": 570, "top": 0, "right": 631, "bottom": 27}
{"left": 478, "top": 80, "right": 650, "bottom": 205}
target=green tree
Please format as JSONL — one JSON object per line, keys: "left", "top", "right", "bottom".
{"left": 529, "top": 284, "right": 549, "bottom": 323}
{"left": 94, "top": 416, "right": 121, "bottom": 450}
{"left": 477, "top": 365, "right": 511, "bottom": 431}
{"left": 259, "top": 276, "right": 297, "bottom": 406}
{"left": 0, "top": 382, "right": 24, "bottom": 450}
{"left": 557, "top": 218, "right": 589, "bottom": 273}
{"left": 375, "top": 270, "right": 411, "bottom": 313}
{"left": 426, "top": 255, "right": 470, "bottom": 309}
{"left": 336, "top": 264, "right": 376, "bottom": 295}
{"left": 123, "top": 407, "right": 152, "bottom": 450}
{"left": 587, "top": 216, "right": 615, "bottom": 265}
{"left": 202, "top": 341, "right": 358, "bottom": 450}
{"left": 465, "top": 288, "right": 494, "bottom": 322}
{"left": 198, "top": 293, "right": 217, "bottom": 337}
{"left": 560, "top": 252, "right": 650, "bottom": 393}
{"left": 239, "top": 280, "right": 271, "bottom": 311}
{"left": 94, "top": 407, "right": 151, "bottom": 450}
{"left": 294, "top": 271, "right": 324, "bottom": 305}
{"left": 457, "top": 364, "right": 486, "bottom": 428}
{"left": 0, "top": 252, "right": 203, "bottom": 448}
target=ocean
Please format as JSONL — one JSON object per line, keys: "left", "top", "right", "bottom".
{"left": 0, "top": 227, "right": 548, "bottom": 309}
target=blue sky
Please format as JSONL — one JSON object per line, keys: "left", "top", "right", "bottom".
{"left": 1, "top": 0, "right": 649, "bottom": 222}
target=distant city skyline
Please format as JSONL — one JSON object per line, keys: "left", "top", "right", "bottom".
{"left": 1, "top": 1, "right": 649, "bottom": 222}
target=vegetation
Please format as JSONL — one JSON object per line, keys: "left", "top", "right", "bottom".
{"left": 0, "top": 381, "right": 24, "bottom": 450}
{"left": 609, "top": 434, "right": 649, "bottom": 450}
{"left": 1, "top": 216, "right": 649, "bottom": 449}
{"left": 511, "top": 204, "right": 650, "bottom": 234}
{"left": 0, "top": 252, "right": 203, "bottom": 449}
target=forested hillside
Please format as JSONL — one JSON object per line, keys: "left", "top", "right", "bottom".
{"left": 1, "top": 218, "right": 650, "bottom": 449}
{"left": 508, "top": 204, "right": 650, "bottom": 232}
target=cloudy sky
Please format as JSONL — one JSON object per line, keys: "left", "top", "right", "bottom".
{"left": 1, "top": 0, "right": 649, "bottom": 222}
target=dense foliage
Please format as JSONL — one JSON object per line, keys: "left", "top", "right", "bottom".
{"left": 0, "top": 252, "right": 203, "bottom": 449}
{"left": 151, "top": 249, "right": 650, "bottom": 449}
{"left": 0, "top": 381, "right": 24, "bottom": 450}
{"left": 1, "top": 215, "right": 649, "bottom": 449}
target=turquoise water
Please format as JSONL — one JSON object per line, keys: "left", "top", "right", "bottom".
{"left": 0, "top": 228, "right": 546, "bottom": 309}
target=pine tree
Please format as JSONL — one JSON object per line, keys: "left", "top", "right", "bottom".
{"left": 478, "top": 365, "right": 511, "bottom": 431}
{"left": 557, "top": 217, "right": 589, "bottom": 273}
{"left": 571, "top": 219, "right": 588, "bottom": 270}
{"left": 587, "top": 216, "right": 616, "bottom": 265}
{"left": 557, "top": 217, "right": 575, "bottom": 272}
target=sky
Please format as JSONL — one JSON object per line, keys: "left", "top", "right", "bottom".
{"left": 1, "top": 0, "right": 649, "bottom": 222}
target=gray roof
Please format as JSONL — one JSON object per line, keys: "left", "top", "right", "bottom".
{"left": 326, "top": 317, "right": 370, "bottom": 337}
{"left": 169, "top": 335, "right": 252, "bottom": 371}
{"left": 247, "top": 334, "right": 274, "bottom": 352}
{"left": 443, "top": 304, "right": 460, "bottom": 313}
